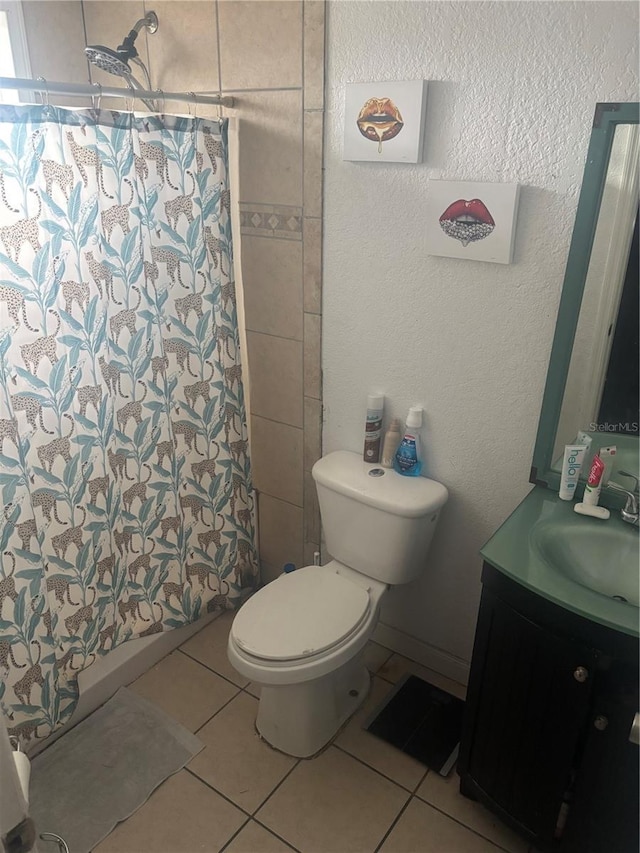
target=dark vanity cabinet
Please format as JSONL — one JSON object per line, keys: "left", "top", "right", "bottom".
{"left": 458, "top": 563, "right": 639, "bottom": 853}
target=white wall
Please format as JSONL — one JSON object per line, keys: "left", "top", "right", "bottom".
{"left": 323, "top": 0, "right": 639, "bottom": 676}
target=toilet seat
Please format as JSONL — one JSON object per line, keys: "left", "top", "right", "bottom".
{"left": 231, "top": 565, "right": 371, "bottom": 662}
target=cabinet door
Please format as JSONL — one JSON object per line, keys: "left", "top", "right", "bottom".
{"left": 460, "top": 589, "right": 598, "bottom": 842}
{"left": 563, "top": 666, "right": 639, "bottom": 853}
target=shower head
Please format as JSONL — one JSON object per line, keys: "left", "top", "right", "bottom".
{"left": 85, "top": 11, "right": 158, "bottom": 72}
{"left": 84, "top": 46, "right": 132, "bottom": 78}
{"left": 84, "top": 12, "right": 159, "bottom": 109}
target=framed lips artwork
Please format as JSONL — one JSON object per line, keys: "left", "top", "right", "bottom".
{"left": 343, "top": 80, "right": 428, "bottom": 163}
{"left": 425, "top": 180, "right": 521, "bottom": 264}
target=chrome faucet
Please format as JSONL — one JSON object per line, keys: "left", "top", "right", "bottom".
{"left": 608, "top": 471, "right": 639, "bottom": 527}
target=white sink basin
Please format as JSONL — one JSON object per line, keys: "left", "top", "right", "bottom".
{"left": 531, "top": 518, "right": 640, "bottom": 607}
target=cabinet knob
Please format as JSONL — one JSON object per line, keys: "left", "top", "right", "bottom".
{"left": 573, "top": 666, "right": 589, "bottom": 683}
{"left": 593, "top": 715, "right": 608, "bottom": 731}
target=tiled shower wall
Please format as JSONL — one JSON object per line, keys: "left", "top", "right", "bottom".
{"left": 21, "top": 0, "right": 325, "bottom": 585}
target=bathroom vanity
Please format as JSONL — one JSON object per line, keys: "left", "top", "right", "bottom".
{"left": 459, "top": 102, "right": 639, "bottom": 853}
{"left": 457, "top": 488, "right": 638, "bottom": 852}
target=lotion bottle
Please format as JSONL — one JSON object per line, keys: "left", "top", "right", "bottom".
{"left": 363, "top": 394, "right": 384, "bottom": 463}
{"left": 381, "top": 418, "right": 402, "bottom": 468}
{"left": 394, "top": 407, "right": 423, "bottom": 476}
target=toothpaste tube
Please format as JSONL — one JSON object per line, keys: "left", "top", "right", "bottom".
{"left": 598, "top": 445, "right": 617, "bottom": 486}
{"left": 583, "top": 454, "right": 605, "bottom": 506}
{"left": 559, "top": 445, "right": 587, "bottom": 501}
{"left": 575, "top": 430, "right": 594, "bottom": 473}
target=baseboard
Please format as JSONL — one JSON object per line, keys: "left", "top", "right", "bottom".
{"left": 373, "top": 621, "right": 471, "bottom": 687}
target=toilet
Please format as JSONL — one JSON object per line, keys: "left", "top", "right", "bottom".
{"left": 227, "top": 450, "right": 448, "bottom": 757}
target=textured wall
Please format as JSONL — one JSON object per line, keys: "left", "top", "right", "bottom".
{"left": 323, "top": 1, "right": 639, "bottom": 670}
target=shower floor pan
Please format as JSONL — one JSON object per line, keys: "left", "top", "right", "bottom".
{"left": 29, "top": 610, "right": 221, "bottom": 757}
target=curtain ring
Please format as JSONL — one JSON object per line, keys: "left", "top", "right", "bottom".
{"left": 156, "top": 88, "right": 165, "bottom": 114}
{"left": 187, "top": 91, "right": 197, "bottom": 119}
{"left": 91, "top": 82, "right": 102, "bottom": 112}
{"left": 36, "top": 76, "right": 50, "bottom": 109}
{"left": 125, "top": 80, "right": 135, "bottom": 113}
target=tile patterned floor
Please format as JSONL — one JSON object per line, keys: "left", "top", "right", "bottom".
{"left": 94, "top": 612, "right": 533, "bottom": 853}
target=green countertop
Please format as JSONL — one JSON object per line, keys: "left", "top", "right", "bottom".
{"left": 481, "top": 486, "right": 640, "bottom": 638}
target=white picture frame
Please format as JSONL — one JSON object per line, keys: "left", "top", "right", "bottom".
{"left": 343, "top": 80, "right": 428, "bottom": 163}
{"left": 425, "top": 180, "right": 521, "bottom": 264}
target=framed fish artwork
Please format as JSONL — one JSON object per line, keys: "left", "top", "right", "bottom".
{"left": 343, "top": 80, "right": 428, "bottom": 163}
{"left": 425, "top": 180, "right": 521, "bottom": 264}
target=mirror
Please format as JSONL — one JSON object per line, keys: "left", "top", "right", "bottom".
{"left": 531, "top": 102, "right": 639, "bottom": 497}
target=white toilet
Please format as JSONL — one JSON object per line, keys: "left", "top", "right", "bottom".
{"left": 227, "top": 450, "right": 448, "bottom": 757}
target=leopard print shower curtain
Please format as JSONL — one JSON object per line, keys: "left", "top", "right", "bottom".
{"left": 0, "top": 105, "right": 257, "bottom": 745}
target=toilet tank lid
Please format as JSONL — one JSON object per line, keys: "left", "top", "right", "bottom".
{"left": 312, "top": 451, "right": 448, "bottom": 518}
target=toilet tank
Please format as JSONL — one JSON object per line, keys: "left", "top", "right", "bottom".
{"left": 312, "top": 451, "right": 448, "bottom": 585}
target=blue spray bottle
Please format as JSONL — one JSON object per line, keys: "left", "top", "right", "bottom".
{"left": 394, "top": 407, "right": 423, "bottom": 476}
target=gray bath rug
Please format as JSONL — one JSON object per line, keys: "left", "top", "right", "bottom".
{"left": 29, "top": 687, "right": 204, "bottom": 853}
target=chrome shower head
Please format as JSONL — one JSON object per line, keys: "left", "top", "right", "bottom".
{"left": 84, "top": 12, "right": 159, "bottom": 110}
{"left": 84, "top": 45, "right": 132, "bottom": 78}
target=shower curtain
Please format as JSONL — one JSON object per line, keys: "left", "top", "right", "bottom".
{"left": 0, "top": 105, "right": 257, "bottom": 745}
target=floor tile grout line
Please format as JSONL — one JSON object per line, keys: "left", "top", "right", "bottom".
{"left": 175, "top": 645, "right": 262, "bottom": 701}
{"left": 192, "top": 684, "right": 244, "bottom": 736}
{"left": 188, "top": 687, "right": 302, "bottom": 821}
{"left": 177, "top": 646, "right": 249, "bottom": 691}
{"left": 217, "top": 813, "right": 301, "bottom": 853}
{"left": 412, "top": 793, "right": 518, "bottom": 853}
{"left": 217, "top": 815, "right": 252, "bottom": 853}
{"left": 373, "top": 791, "right": 414, "bottom": 853}
{"left": 252, "top": 754, "right": 302, "bottom": 815}
{"left": 333, "top": 725, "right": 514, "bottom": 853}
{"left": 412, "top": 766, "right": 430, "bottom": 795}
{"left": 331, "top": 742, "right": 421, "bottom": 796}
{"left": 376, "top": 649, "right": 395, "bottom": 670}
{"left": 184, "top": 766, "right": 253, "bottom": 819}
{"left": 251, "top": 816, "right": 303, "bottom": 852}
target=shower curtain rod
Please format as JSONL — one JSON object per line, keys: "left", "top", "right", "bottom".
{"left": 0, "top": 76, "right": 235, "bottom": 109}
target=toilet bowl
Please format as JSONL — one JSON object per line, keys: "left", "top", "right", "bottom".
{"left": 228, "top": 562, "right": 386, "bottom": 756}
{"left": 227, "top": 450, "right": 448, "bottom": 757}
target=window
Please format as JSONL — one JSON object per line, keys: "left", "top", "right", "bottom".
{"left": 0, "top": 1, "right": 31, "bottom": 104}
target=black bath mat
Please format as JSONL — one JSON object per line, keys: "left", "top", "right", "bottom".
{"left": 364, "top": 674, "right": 465, "bottom": 776}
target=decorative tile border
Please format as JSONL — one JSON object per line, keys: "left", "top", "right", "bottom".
{"left": 239, "top": 203, "right": 303, "bottom": 240}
